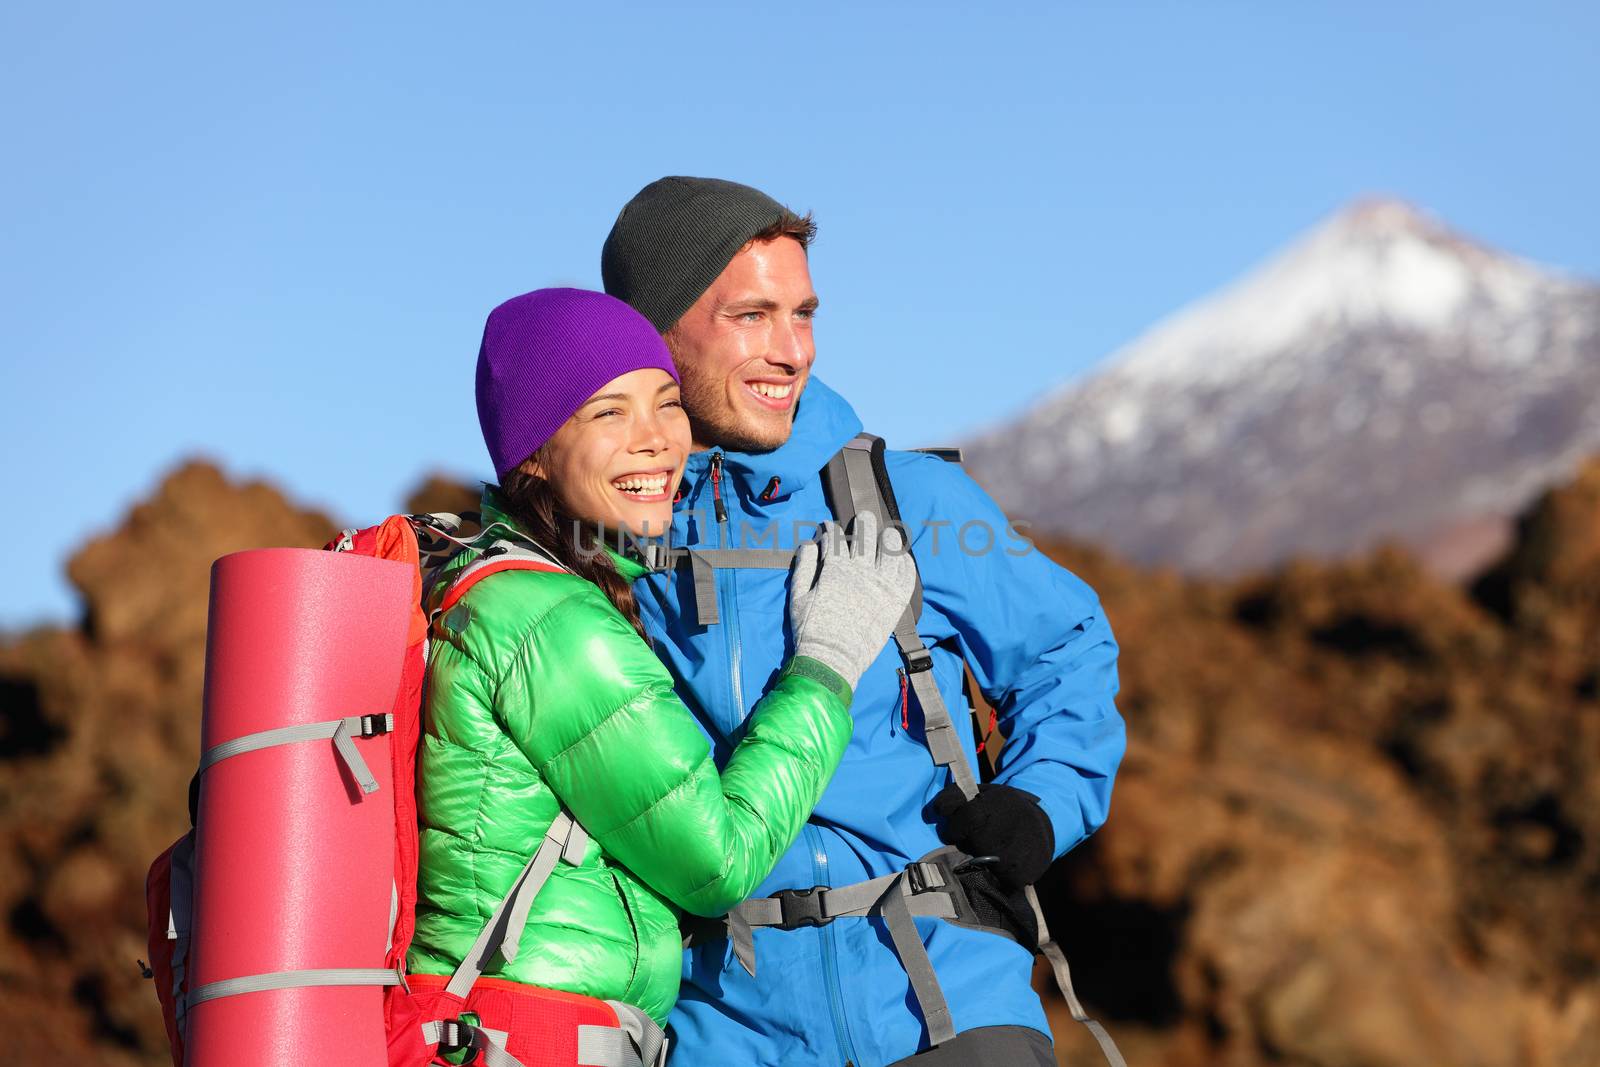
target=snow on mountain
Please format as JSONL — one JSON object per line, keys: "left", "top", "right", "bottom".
{"left": 962, "top": 199, "right": 1600, "bottom": 576}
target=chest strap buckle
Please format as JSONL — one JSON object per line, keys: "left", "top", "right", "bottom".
{"left": 774, "top": 886, "right": 827, "bottom": 929}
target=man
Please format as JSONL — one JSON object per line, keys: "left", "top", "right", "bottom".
{"left": 602, "top": 176, "right": 1125, "bottom": 1066}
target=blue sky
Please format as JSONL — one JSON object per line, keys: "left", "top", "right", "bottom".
{"left": 4, "top": 1, "right": 1598, "bottom": 626}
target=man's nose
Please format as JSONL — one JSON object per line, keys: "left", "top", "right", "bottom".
{"left": 769, "top": 315, "right": 815, "bottom": 372}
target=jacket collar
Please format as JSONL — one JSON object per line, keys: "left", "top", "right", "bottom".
{"left": 678, "top": 377, "right": 863, "bottom": 509}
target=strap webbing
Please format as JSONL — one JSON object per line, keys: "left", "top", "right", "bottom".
{"left": 1025, "top": 884, "right": 1127, "bottom": 1067}
{"left": 824, "top": 434, "right": 979, "bottom": 802}
{"left": 578, "top": 1002, "right": 669, "bottom": 1067}
{"left": 667, "top": 433, "right": 1126, "bottom": 1063}
{"left": 187, "top": 967, "right": 401, "bottom": 1007}
{"left": 685, "top": 548, "right": 798, "bottom": 568}
{"left": 697, "top": 862, "right": 961, "bottom": 977}
{"left": 420, "top": 1019, "right": 526, "bottom": 1067}
{"left": 904, "top": 657, "right": 979, "bottom": 800}
{"left": 730, "top": 865, "right": 957, "bottom": 927}
{"left": 197, "top": 714, "right": 393, "bottom": 796}
{"left": 678, "top": 549, "right": 799, "bottom": 626}
{"left": 875, "top": 869, "right": 956, "bottom": 1046}
{"left": 837, "top": 442, "right": 886, "bottom": 540}
{"left": 445, "top": 811, "right": 587, "bottom": 998}
{"left": 689, "top": 552, "right": 718, "bottom": 626}
{"left": 836, "top": 437, "right": 1125, "bottom": 1062}
{"left": 436, "top": 538, "right": 568, "bottom": 618}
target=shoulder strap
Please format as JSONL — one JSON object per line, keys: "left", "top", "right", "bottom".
{"left": 820, "top": 434, "right": 978, "bottom": 801}
{"left": 434, "top": 538, "right": 567, "bottom": 619}
{"left": 444, "top": 811, "right": 588, "bottom": 998}
{"left": 821, "top": 434, "right": 1127, "bottom": 1065}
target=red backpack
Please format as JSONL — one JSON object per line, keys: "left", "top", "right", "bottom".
{"left": 144, "top": 514, "right": 666, "bottom": 1067}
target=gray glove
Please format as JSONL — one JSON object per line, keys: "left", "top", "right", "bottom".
{"left": 789, "top": 511, "right": 918, "bottom": 691}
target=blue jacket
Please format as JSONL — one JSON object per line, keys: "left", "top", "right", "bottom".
{"left": 633, "top": 380, "right": 1125, "bottom": 1066}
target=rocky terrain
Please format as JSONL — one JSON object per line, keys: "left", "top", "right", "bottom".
{"left": 3, "top": 459, "right": 1597, "bottom": 1065}
{"left": 964, "top": 200, "right": 1600, "bottom": 581}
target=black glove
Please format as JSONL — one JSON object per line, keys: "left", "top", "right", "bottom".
{"left": 933, "top": 783, "right": 1055, "bottom": 890}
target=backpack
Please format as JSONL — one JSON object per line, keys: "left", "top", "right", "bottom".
{"left": 668, "top": 434, "right": 1127, "bottom": 1067}
{"left": 144, "top": 513, "right": 666, "bottom": 1067}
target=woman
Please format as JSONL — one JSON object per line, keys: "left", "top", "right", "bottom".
{"left": 406, "top": 288, "right": 914, "bottom": 1033}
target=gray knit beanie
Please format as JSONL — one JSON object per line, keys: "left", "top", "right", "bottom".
{"left": 602, "top": 176, "right": 807, "bottom": 332}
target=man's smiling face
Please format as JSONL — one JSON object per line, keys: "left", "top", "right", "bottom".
{"left": 663, "top": 237, "right": 818, "bottom": 453}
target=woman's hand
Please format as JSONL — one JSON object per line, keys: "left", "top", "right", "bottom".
{"left": 788, "top": 512, "right": 918, "bottom": 690}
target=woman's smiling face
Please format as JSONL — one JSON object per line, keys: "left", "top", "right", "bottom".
{"left": 525, "top": 368, "right": 690, "bottom": 537}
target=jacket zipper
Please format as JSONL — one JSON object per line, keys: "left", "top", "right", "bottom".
{"left": 710, "top": 451, "right": 746, "bottom": 725}
{"left": 715, "top": 453, "right": 849, "bottom": 1058}
{"left": 709, "top": 450, "right": 729, "bottom": 526}
{"left": 807, "top": 824, "right": 861, "bottom": 1066}
{"left": 722, "top": 567, "right": 745, "bottom": 726}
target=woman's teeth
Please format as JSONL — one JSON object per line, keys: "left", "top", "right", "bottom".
{"left": 749, "top": 382, "right": 793, "bottom": 399}
{"left": 612, "top": 474, "right": 669, "bottom": 496}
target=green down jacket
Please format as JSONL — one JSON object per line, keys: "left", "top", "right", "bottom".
{"left": 406, "top": 499, "right": 853, "bottom": 1024}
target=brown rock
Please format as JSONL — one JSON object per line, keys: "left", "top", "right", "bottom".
{"left": 0, "top": 460, "right": 337, "bottom": 1062}
{"left": 4, "top": 458, "right": 1599, "bottom": 1066}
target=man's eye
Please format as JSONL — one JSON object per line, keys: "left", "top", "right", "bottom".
{"left": 740, "top": 311, "right": 762, "bottom": 322}
{"left": 795, "top": 308, "right": 815, "bottom": 321}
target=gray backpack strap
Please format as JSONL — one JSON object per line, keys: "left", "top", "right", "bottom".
{"left": 580, "top": 1002, "right": 670, "bottom": 1067}
{"left": 821, "top": 433, "right": 979, "bottom": 802}
{"left": 699, "top": 860, "right": 965, "bottom": 977}
{"left": 187, "top": 967, "right": 402, "bottom": 1007}
{"left": 820, "top": 434, "right": 1127, "bottom": 1065}
{"left": 1026, "top": 884, "right": 1128, "bottom": 1067}
{"left": 661, "top": 548, "right": 797, "bottom": 626}
{"left": 197, "top": 714, "right": 394, "bottom": 796}
{"left": 445, "top": 810, "right": 588, "bottom": 998}
{"left": 420, "top": 1019, "right": 527, "bottom": 1067}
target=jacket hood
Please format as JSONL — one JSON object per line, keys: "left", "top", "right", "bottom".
{"left": 679, "top": 377, "right": 863, "bottom": 509}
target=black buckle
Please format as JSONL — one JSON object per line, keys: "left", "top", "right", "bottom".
{"left": 904, "top": 647, "right": 935, "bottom": 674}
{"left": 439, "top": 1018, "right": 485, "bottom": 1062}
{"left": 951, "top": 854, "right": 1000, "bottom": 876}
{"left": 360, "top": 714, "right": 391, "bottom": 737}
{"left": 775, "top": 886, "right": 828, "bottom": 929}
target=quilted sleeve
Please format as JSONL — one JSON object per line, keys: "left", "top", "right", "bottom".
{"left": 487, "top": 580, "right": 853, "bottom": 917}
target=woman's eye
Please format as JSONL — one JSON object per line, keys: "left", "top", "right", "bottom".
{"left": 595, "top": 408, "right": 623, "bottom": 419}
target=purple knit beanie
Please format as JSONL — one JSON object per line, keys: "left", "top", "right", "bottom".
{"left": 475, "top": 288, "right": 679, "bottom": 479}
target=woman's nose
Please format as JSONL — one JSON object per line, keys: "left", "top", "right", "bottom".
{"left": 632, "top": 413, "right": 669, "bottom": 453}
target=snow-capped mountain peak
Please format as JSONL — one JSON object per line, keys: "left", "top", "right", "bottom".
{"left": 1112, "top": 198, "right": 1553, "bottom": 391}
{"left": 963, "top": 200, "right": 1600, "bottom": 577}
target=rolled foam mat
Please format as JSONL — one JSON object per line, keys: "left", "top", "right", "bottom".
{"left": 185, "top": 547, "right": 413, "bottom": 1066}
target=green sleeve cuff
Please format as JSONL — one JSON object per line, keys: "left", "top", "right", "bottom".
{"left": 783, "top": 655, "right": 854, "bottom": 708}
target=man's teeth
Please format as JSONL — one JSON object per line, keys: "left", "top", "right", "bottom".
{"left": 613, "top": 475, "right": 669, "bottom": 495}
{"left": 749, "top": 382, "right": 793, "bottom": 399}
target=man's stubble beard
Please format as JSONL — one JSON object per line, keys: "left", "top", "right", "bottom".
{"left": 663, "top": 322, "right": 801, "bottom": 452}
{"left": 677, "top": 364, "right": 794, "bottom": 454}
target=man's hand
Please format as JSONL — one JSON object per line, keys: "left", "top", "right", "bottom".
{"left": 933, "top": 783, "right": 1055, "bottom": 890}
